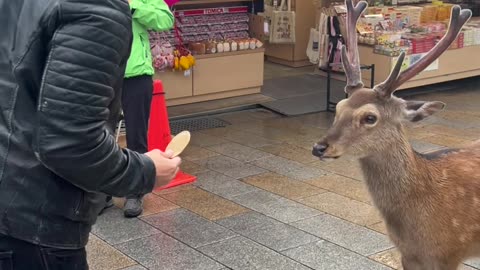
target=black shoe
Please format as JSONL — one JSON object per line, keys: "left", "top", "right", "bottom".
{"left": 124, "top": 196, "right": 143, "bottom": 218}
{"left": 99, "top": 196, "right": 114, "bottom": 216}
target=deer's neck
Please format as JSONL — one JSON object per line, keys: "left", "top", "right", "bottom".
{"left": 359, "top": 128, "right": 433, "bottom": 207}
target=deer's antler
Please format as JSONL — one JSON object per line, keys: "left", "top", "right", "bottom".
{"left": 342, "top": 0, "right": 368, "bottom": 94}
{"left": 375, "top": 6, "right": 472, "bottom": 98}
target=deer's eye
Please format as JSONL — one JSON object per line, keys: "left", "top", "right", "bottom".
{"left": 364, "top": 115, "right": 377, "bottom": 125}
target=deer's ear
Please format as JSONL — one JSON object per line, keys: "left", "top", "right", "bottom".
{"left": 404, "top": 100, "right": 446, "bottom": 122}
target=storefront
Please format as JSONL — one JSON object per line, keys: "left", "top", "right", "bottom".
{"left": 150, "top": 0, "right": 480, "bottom": 107}
{"left": 316, "top": 0, "right": 480, "bottom": 90}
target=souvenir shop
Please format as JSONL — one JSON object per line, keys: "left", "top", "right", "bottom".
{"left": 151, "top": 0, "right": 480, "bottom": 107}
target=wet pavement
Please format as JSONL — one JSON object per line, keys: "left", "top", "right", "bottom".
{"left": 88, "top": 85, "right": 480, "bottom": 269}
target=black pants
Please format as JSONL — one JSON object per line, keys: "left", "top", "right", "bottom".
{"left": 122, "top": 75, "right": 153, "bottom": 154}
{"left": 0, "top": 234, "right": 88, "bottom": 270}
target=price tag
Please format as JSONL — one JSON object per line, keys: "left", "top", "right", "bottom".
{"left": 184, "top": 69, "right": 191, "bottom": 77}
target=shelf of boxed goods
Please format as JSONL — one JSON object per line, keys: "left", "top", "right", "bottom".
{"left": 152, "top": 4, "right": 265, "bottom": 106}
{"left": 358, "top": 44, "right": 480, "bottom": 90}
{"left": 353, "top": 6, "right": 480, "bottom": 90}
{"left": 356, "top": 16, "right": 480, "bottom": 90}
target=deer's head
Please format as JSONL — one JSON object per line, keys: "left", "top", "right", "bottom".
{"left": 313, "top": 0, "right": 471, "bottom": 159}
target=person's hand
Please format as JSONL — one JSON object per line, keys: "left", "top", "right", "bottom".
{"left": 145, "top": 149, "right": 182, "bottom": 188}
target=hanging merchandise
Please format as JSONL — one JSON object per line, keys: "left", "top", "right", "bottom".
{"left": 269, "top": 0, "right": 296, "bottom": 44}
{"left": 327, "top": 15, "right": 344, "bottom": 71}
{"left": 150, "top": 32, "right": 175, "bottom": 72}
{"left": 173, "top": 18, "right": 196, "bottom": 76}
{"left": 318, "top": 8, "right": 332, "bottom": 69}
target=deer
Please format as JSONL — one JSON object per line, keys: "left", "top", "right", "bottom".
{"left": 311, "top": 1, "right": 479, "bottom": 269}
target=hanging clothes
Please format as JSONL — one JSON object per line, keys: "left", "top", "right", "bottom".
{"left": 327, "top": 15, "right": 345, "bottom": 71}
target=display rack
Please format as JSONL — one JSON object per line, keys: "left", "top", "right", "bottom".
{"left": 156, "top": 0, "right": 265, "bottom": 106}
{"left": 318, "top": 1, "right": 480, "bottom": 90}
{"left": 358, "top": 44, "right": 480, "bottom": 90}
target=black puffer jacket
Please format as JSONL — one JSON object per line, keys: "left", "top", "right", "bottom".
{"left": 0, "top": 0, "right": 156, "bottom": 249}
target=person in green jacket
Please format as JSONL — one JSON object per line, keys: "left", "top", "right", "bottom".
{"left": 105, "top": 0, "right": 174, "bottom": 218}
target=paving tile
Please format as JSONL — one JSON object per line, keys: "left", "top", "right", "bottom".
{"left": 460, "top": 265, "right": 477, "bottom": 270}
{"left": 251, "top": 155, "right": 305, "bottom": 174}
{"left": 121, "top": 265, "right": 148, "bottom": 270}
{"left": 231, "top": 190, "right": 322, "bottom": 223}
{"left": 410, "top": 140, "right": 446, "bottom": 153}
{"left": 256, "top": 196, "right": 322, "bottom": 223}
{"left": 113, "top": 193, "right": 179, "bottom": 217}
{"left": 180, "top": 159, "right": 208, "bottom": 175}
{"left": 194, "top": 170, "right": 258, "bottom": 199}
{"left": 86, "top": 234, "right": 136, "bottom": 270}
{"left": 465, "top": 258, "right": 480, "bottom": 269}
{"left": 92, "top": 208, "right": 160, "bottom": 245}
{"left": 207, "top": 142, "right": 273, "bottom": 162}
{"left": 231, "top": 124, "right": 298, "bottom": 142}
{"left": 223, "top": 131, "right": 279, "bottom": 148}
{"left": 368, "top": 221, "right": 389, "bottom": 235}
{"left": 293, "top": 113, "right": 335, "bottom": 129}
{"left": 182, "top": 145, "right": 220, "bottom": 162}
{"left": 216, "top": 212, "right": 281, "bottom": 232}
{"left": 259, "top": 143, "right": 319, "bottom": 164}
{"left": 201, "top": 126, "right": 279, "bottom": 148}
{"left": 161, "top": 187, "right": 249, "bottom": 220}
{"left": 115, "top": 232, "right": 223, "bottom": 270}
{"left": 283, "top": 166, "right": 330, "bottom": 181}
{"left": 291, "top": 214, "right": 393, "bottom": 256}
{"left": 282, "top": 240, "right": 391, "bottom": 270}
{"left": 230, "top": 189, "right": 282, "bottom": 207}
{"left": 218, "top": 212, "right": 319, "bottom": 252}
{"left": 439, "top": 110, "right": 480, "bottom": 124}
{"left": 311, "top": 157, "right": 365, "bottom": 180}
{"left": 305, "top": 174, "right": 371, "bottom": 204}
{"left": 298, "top": 192, "right": 382, "bottom": 226}
{"left": 369, "top": 249, "right": 478, "bottom": 270}
{"left": 199, "top": 236, "right": 311, "bottom": 270}
{"left": 421, "top": 134, "right": 470, "bottom": 148}
{"left": 190, "top": 132, "right": 228, "bottom": 147}
{"left": 405, "top": 127, "right": 435, "bottom": 140}
{"left": 418, "top": 124, "right": 479, "bottom": 139}
{"left": 142, "top": 208, "right": 237, "bottom": 248}
{"left": 197, "top": 155, "right": 267, "bottom": 179}
{"left": 369, "top": 248, "right": 402, "bottom": 269}
{"left": 242, "top": 172, "right": 326, "bottom": 200}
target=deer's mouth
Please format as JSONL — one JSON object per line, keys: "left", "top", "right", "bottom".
{"left": 312, "top": 143, "right": 342, "bottom": 160}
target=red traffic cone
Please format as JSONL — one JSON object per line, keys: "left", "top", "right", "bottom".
{"left": 148, "top": 80, "right": 196, "bottom": 191}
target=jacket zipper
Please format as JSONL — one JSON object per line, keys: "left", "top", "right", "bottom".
{"left": 140, "top": 35, "right": 149, "bottom": 59}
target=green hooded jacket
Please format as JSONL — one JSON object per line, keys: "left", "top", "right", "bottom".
{"left": 126, "top": 0, "right": 174, "bottom": 78}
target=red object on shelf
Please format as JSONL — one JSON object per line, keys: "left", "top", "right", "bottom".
{"left": 147, "top": 80, "right": 196, "bottom": 191}
{"left": 165, "top": 0, "right": 180, "bottom": 7}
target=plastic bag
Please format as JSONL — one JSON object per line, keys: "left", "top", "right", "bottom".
{"left": 307, "top": 28, "right": 320, "bottom": 64}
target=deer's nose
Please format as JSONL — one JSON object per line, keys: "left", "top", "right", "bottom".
{"left": 312, "top": 143, "right": 329, "bottom": 157}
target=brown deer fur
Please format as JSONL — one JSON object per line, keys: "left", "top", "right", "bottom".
{"left": 312, "top": 1, "right": 477, "bottom": 269}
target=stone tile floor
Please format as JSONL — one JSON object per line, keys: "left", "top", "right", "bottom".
{"left": 88, "top": 87, "right": 480, "bottom": 270}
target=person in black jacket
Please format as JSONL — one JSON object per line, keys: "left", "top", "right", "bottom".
{"left": 0, "top": 0, "right": 181, "bottom": 269}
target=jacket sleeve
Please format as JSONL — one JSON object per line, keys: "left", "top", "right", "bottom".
{"left": 34, "top": 0, "right": 156, "bottom": 197}
{"left": 130, "top": 0, "right": 174, "bottom": 31}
